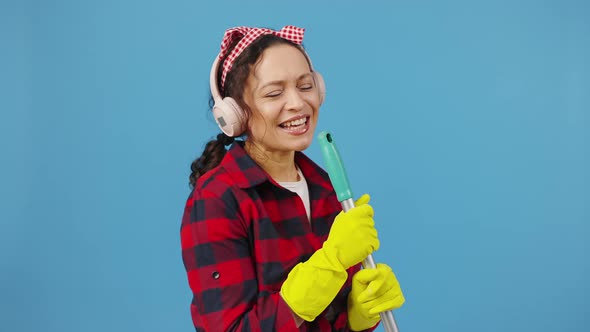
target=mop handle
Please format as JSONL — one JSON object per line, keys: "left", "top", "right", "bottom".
{"left": 318, "top": 131, "right": 400, "bottom": 332}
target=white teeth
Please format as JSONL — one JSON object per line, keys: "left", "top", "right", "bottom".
{"left": 282, "top": 117, "right": 307, "bottom": 128}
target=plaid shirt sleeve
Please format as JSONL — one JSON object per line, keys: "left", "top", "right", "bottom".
{"left": 181, "top": 187, "right": 299, "bottom": 332}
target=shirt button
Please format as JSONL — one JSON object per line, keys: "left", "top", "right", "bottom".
{"left": 212, "top": 271, "right": 220, "bottom": 280}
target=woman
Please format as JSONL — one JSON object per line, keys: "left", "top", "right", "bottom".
{"left": 181, "top": 25, "right": 404, "bottom": 331}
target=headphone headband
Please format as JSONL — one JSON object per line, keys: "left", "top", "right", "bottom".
{"left": 209, "top": 56, "right": 223, "bottom": 104}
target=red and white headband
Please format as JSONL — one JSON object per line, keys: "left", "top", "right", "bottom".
{"left": 218, "top": 25, "right": 305, "bottom": 90}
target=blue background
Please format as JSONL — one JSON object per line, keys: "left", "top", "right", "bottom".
{"left": 1, "top": 0, "right": 588, "bottom": 331}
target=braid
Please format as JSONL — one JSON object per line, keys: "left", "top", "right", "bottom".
{"left": 216, "top": 133, "right": 235, "bottom": 146}
{"left": 189, "top": 133, "right": 235, "bottom": 188}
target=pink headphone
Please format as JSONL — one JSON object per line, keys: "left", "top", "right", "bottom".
{"left": 209, "top": 48, "right": 326, "bottom": 137}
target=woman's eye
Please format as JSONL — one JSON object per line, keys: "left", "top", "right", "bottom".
{"left": 300, "top": 84, "right": 313, "bottom": 90}
{"left": 265, "top": 91, "right": 282, "bottom": 98}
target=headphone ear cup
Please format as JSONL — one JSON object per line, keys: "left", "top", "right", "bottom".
{"left": 313, "top": 72, "right": 326, "bottom": 105}
{"left": 212, "top": 97, "right": 247, "bottom": 137}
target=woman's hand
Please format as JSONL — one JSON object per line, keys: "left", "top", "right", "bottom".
{"left": 347, "top": 263, "right": 405, "bottom": 331}
{"left": 324, "top": 194, "right": 380, "bottom": 269}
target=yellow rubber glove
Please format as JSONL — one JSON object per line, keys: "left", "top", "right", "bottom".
{"left": 280, "top": 194, "right": 380, "bottom": 322}
{"left": 324, "top": 194, "right": 380, "bottom": 269}
{"left": 348, "top": 263, "right": 405, "bottom": 331}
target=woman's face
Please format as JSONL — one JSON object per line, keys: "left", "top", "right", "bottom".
{"left": 242, "top": 43, "right": 321, "bottom": 154}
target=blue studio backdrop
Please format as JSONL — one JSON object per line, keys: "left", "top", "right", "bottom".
{"left": 1, "top": 0, "right": 588, "bottom": 331}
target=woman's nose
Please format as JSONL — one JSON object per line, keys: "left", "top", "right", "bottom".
{"left": 284, "top": 88, "right": 305, "bottom": 111}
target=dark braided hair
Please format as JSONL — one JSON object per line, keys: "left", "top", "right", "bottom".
{"left": 189, "top": 133, "right": 234, "bottom": 187}
{"left": 189, "top": 34, "right": 304, "bottom": 188}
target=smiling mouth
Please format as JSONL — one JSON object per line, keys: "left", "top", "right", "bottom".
{"left": 279, "top": 116, "right": 309, "bottom": 129}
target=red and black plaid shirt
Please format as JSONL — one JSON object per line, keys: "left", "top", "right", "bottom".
{"left": 181, "top": 142, "right": 378, "bottom": 331}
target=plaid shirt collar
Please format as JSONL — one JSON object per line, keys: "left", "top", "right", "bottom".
{"left": 221, "top": 141, "right": 333, "bottom": 191}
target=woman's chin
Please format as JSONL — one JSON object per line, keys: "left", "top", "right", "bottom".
{"left": 291, "top": 136, "right": 314, "bottom": 151}
{"left": 286, "top": 128, "right": 315, "bottom": 150}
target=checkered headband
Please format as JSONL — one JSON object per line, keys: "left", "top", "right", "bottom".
{"left": 218, "top": 25, "right": 305, "bottom": 90}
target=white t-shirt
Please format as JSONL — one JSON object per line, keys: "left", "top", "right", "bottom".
{"left": 278, "top": 166, "right": 311, "bottom": 221}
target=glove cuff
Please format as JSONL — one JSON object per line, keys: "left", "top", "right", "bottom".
{"left": 322, "top": 240, "right": 349, "bottom": 270}
{"left": 280, "top": 247, "right": 348, "bottom": 321}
